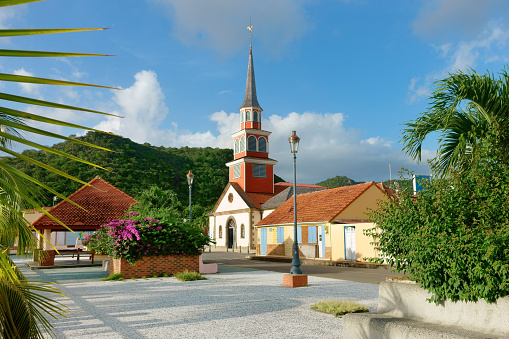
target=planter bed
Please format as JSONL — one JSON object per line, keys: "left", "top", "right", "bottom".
{"left": 109, "top": 255, "right": 199, "bottom": 279}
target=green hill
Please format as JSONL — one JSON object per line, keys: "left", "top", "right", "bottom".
{"left": 2, "top": 132, "right": 233, "bottom": 209}
{"left": 316, "top": 175, "right": 363, "bottom": 189}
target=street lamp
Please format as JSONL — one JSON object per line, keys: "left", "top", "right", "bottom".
{"left": 186, "top": 170, "right": 194, "bottom": 223}
{"left": 289, "top": 131, "right": 302, "bottom": 275}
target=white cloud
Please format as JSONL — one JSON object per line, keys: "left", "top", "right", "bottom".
{"left": 150, "top": 0, "right": 310, "bottom": 56}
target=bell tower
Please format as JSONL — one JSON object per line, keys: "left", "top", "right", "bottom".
{"left": 226, "top": 39, "right": 277, "bottom": 194}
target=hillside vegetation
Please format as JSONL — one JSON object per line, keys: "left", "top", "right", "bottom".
{"left": 315, "top": 175, "right": 363, "bottom": 188}
{"left": 2, "top": 132, "right": 233, "bottom": 209}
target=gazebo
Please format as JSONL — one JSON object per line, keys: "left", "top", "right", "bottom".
{"left": 32, "top": 176, "right": 136, "bottom": 251}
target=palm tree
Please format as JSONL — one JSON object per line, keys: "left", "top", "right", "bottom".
{"left": 402, "top": 68, "right": 509, "bottom": 176}
{"left": 1, "top": 0, "right": 119, "bottom": 337}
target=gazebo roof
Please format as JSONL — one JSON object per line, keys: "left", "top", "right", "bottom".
{"left": 32, "top": 176, "right": 136, "bottom": 230}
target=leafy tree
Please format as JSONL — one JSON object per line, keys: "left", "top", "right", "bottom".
{"left": 367, "top": 133, "right": 509, "bottom": 303}
{"left": 0, "top": 1, "right": 117, "bottom": 337}
{"left": 402, "top": 68, "right": 509, "bottom": 176}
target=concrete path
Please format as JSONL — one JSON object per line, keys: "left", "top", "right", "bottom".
{"left": 14, "top": 257, "right": 379, "bottom": 339}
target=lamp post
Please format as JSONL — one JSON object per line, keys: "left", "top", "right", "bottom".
{"left": 289, "top": 131, "right": 302, "bottom": 275}
{"left": 186, "top": 170, "right": 194, "bottom": 223}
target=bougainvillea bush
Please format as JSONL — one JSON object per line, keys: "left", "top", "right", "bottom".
{"left": 84, "top": 212, "right": 211, "bottom": 264}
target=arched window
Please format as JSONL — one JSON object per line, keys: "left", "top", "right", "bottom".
{"left": 234, "top": 139, "right": 239, "bottom": 154}
{"left": 241, "top": 224, "right": 245, "bottom": 238}
{"left": 240, "top": 111, "right": 244, "bottom": 123}
{"left": 258, "top": 137, "right": 267, "bottom": 153}
{"left": 253, "top": 111, "right": 258, "bottom": 122}
{"left": 219, "top": 226, "right": 223, "bottom": 238}
{"left": 247, "top": 136, "right": 257, "bottom": 151}
{"left": 239, "top": 136, "right": 246, "bottom": 152}
{"left": 246, "top": 110, "right": 251, "bottom": 121}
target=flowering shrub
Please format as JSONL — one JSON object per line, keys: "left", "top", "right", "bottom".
{"left": 86, "top": 212, "right": 211, "bottom": 264}
{"left": 83, "top": 230, "right": 112, "bottom": 255}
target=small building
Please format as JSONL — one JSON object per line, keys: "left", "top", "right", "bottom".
{"left": 255, "top": 181, "right": 389, "bottom": 261}
{"left": 31, "top": 176, "right": 136, "bottom": 250}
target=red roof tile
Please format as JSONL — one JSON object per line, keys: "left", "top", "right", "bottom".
{"left": 33, "top": 177, "right": 136, "bottom": 230}
{"left": 257, "top": 181, "right": 378, "bottom": 226}
{"left": 274, "top": 182, "right": 326, "bottom": 189}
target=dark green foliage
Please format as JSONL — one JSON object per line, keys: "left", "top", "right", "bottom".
{"left": 2, "top": 131, "right": 233, "bottom": 210}
{"left": 274, "top": 174, "right": 286, "bottom": 183}
{"left": 367, "top": 137, "right": 509, "bottom": 303}
{"left": 316, "top": 175, "right": 362, "bottom": 189}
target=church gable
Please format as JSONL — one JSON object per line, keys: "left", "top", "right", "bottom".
{"left": 214, "top": 184, "right": 252, "bottom": 214}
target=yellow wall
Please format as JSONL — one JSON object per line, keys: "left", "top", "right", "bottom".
{"left": 329, "top": 222, "right": 378, "bottom": 261}
{"left": 336, "top": 185, "right": 388, "bottom": 220}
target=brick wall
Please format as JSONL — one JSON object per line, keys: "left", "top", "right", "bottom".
{"left": 110, "top": 255, "right": 199, "bottom": 279}
{"left": 39, "top": 250, "right": 55, "bottom": 266}
{"left": 267, "top": 243, "right": 285, "bottom": 256}
{"left": 325, "top": 247, "right": 332, "bottom": 259}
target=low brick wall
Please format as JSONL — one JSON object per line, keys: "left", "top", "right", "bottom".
{"left": 267, "top": 243, "right": 285, "bottom": 256}
{"left": 38, "top": 250, "right": 55, "bottom": 266}
{"left": 110, "top": 255, "right": 199, "bottom": 279}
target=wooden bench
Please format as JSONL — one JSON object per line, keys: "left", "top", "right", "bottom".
{"left": 56, "top": 248, "right": 95, "bottom": 264}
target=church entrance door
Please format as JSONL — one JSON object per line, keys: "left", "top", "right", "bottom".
{"left": 227, "top": 219, "right": 235, "bottom": 249}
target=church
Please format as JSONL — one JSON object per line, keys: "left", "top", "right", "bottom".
{"left": 207, "top": 41, "right": 324, "bottom": 252}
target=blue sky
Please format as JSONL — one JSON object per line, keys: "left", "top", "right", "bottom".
{"left": 2, "top": 0, "right": 509, "bottom": 184}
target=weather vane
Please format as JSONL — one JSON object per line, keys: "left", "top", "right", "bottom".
{"left": 247, "top": 17, "right": 253, "bottom": 46}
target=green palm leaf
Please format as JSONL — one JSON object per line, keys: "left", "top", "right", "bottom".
{"left": 0, "top": 73, "right": 117, "bottom": 89}
{"left": 0, "top": 0, "right": 122, "bottom": 336}
{"left": 402, "top": 67, "right": 509, "bottom": 176}
{"left": 0, "top": 49, "right": 110, "bottom": 57}
{"left": 0, "top": 28, "right": 107, "bottom": 37}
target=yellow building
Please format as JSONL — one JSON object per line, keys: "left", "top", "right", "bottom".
{"left": 255, "top": 181, "right": 390, "bottom": 261}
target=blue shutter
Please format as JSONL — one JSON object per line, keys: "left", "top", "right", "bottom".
{"left": 308, "top": 226, "right": 317, "bottom": 243}
{"left": 297, "top": 226, "right": 302, "bottom": 243}
{"left": 277, "top": 227, "right": 284, "bottom": 243}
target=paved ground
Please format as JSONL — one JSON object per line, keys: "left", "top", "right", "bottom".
{"left": 13, "top": 254, "right": 381, "bottom": 339}
{"left": 202, "top": 251, "right": 400, "bottom": 284}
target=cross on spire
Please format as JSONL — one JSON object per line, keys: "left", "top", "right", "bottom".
{"left": 247, "top": 17, "right": 253, "bottom": 46}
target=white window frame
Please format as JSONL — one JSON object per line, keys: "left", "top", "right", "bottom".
{"left": 253, "top": 164, "right": 266, "bottom": 178}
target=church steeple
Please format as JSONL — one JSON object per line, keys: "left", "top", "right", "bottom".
{"left": 225, "top": 29, "right": 277, "bottom": 194}
{"left": 240, "top": 45, "right": 261, "bottom": 110}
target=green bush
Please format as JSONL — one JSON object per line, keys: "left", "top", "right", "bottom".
{"left": 367, "top": 144, "right": 509, "bottom": 303}
{"left": 310, "top": 299, "right": 368, "bottom": 317}
{"left": 174, "top": 270, "right": 206, "bottom": 281}
{"left": 102, "top": 273, "right": 124, "bottom": 281}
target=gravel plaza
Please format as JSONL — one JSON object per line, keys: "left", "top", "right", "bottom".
{"left": 15, "top": 257, "right": 379, "bottom": 339}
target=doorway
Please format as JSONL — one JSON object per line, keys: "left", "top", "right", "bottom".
{"left": 227, "top": 218, "right": 236, "bottom": 249}
{"left": 344, "top": 226, "right": 356, "bottom": 261}
{"left": 318, "top": 226, "right": 325, "bottom": 258}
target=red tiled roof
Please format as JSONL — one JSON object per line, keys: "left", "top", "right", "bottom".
{"left": 274, "top": 182, "right": 326, "bottom": 189}
{"left": 33, "top": 177, "right": 136, "bottom": 230}
{"left": 257, "top": 181, "right": 377, "bottom": 226}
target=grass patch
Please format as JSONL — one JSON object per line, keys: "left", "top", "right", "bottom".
{"left": 102, "top": 273, "right": 124, "bottom": 281}
{"left": 174, "top": 270, "right": 207, "bottom": 282}
{"left": 161, "top": 272, "right": 169, "bottom": 277}
{"left": 310, "top": 299, "right": 368, "bottom": 318}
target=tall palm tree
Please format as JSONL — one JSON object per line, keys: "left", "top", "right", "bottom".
{"left": 0, "top": 0, "right": 119, "bottom": 337}
{"left": 402, "top": 68, "right": 509, "bottom": 176}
